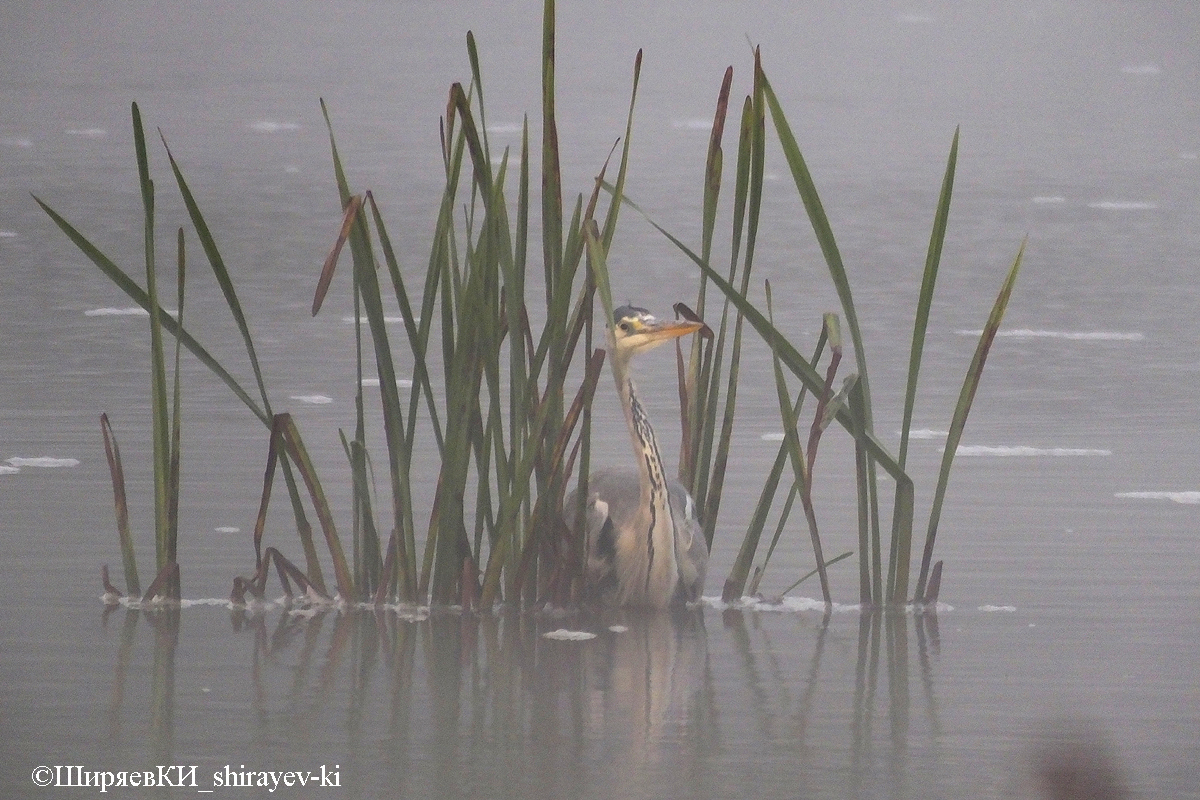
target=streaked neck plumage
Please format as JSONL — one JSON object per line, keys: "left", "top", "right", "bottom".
{"left": 612, "top": 356, "right": 679, "bottom": 607}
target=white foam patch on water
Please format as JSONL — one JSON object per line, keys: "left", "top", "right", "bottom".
{"left": 0, "top": 231, "right": 17, "bottom": 238}
{"left": 2, "top": 137, "right": 32, "bottom": 148}
{"left": 760, "top": 432, "right": 786, "bottom": 441}
{"left": 1181, "top": 152, "right": 1199, "bottom": 161}
{"left": 86, "top": 306, "right": 147, "bottom": 316}
{"left": 542, "top": 629, "right": 597, "bottom": 641}
{"left": 1031, "top": 195, "right": 1066, "bottom": 204}
{"left": 952, "top": 445, "right": 1111, "bottom": 457}
{"left": 906, "top": 428, "right": 947, "bottom": 440}
{"left": 896, "top": 12, "right": 934, "bottom": 23}
{"left": 249, "top": 121, "right": 300, "bottom": 133}
{"left": 361, "top": 377, "right": 413, "bottom": 388}
{"left": 486, "top": 122, "right": 524, "bottom": 134}
{"left": 956, "top": 328, "right": 1144, "bottom": 341}
{"left": 66, "top": 128, "right": 107, "bottom": 138}
{"left": 1088, "top": 200, "right": 1158, "bottom": 210}
{"left": 85, "top": 306, "right": 179, "bottom": 318}
{"left": 290, "top": 394, "right": 333, "bottom": 405}
{"left": 979, "top": 605, "right": 1017, "bottom": 612}
{"left": 5, "top": 456, "right": 80, "bottom": 468}
{"left": 608, "top": 624, "right": 629, "bottom": 633}
{"left": 1115, "top": 491, "right": 1200, "bottom": 505}
{"left": 214, "top": 526, "right": 241, "bottom": 533}
{"left": 1121, "top": 63, "right": 1161, "bottom": 75}
{"left": 0, "top": 465, "right": 19, "bottom": 475}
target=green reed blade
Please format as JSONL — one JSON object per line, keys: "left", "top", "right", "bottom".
{"left": 465, "top": 31, "right": 491, "bottom": 164}
{"left": 914, "top": 239, "right": 1025, "bottom": 601}
{"left": 757, "top": 58, "right": 888, "bottom": 592}
{"left": 166, "top": 227, "right": 185, "bottom": 566}
{"left": 753, "top": 480, "right": 798, "bottom": 594}
{"left": 100, "top": 413, "right": 140, "bottom": 596}
{"left": 598, "top": 49, "right": 641, "bottom": 250}
{"left": 159, "top": 134, "right": 274, "bottom": 420}
{"left": 541, "top": 0, "right": 563, "bottom": 294}
{"left": 779, "top": 550, "right": 854, "bottom": 597}
{"left": 130, "top": 103, "right": 172, "bottom": 572}
{"left": 277, "top": 413, "right": 354, "bottom": 599}
{"left": 899, "top": 127, "right": 959, "bottom": 471}
{"left": 756, "top": 62, "right": 872, "bottom": 424}
{"left": 33, "top": 197, "right": 267, "bottom": 424}
{"left": 682, "top": 68, "right": 733, "bottom": 480}
{"left": 847, "top": 379, "right": 874, "bottom": 604}
{"left": 723, "top": 326, "right": 826, "bottom": 601}
{"left": 767, "top": 285, "right": 833, "bottom": 603}
{"left": 366, "top": 192, "right": 444, "bottom": 454}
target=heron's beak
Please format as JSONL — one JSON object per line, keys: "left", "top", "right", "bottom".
{"left": 642, "top": 318, "right": 706, "bottom": 342}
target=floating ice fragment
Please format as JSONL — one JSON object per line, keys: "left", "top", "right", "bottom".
{"left": 0, "top": 231, "right": 17, "bottom": 238}
{"left": 952, "top": 445, "right": 1111, "bottom": 457}
{"left": 5, "top": 456, "right": 80, "bottom": 468}
{"left": 214, "top": 526, "right": 241, "bottom": 534}
{"left": 360, "top": 377, "right": 413, "bottom": 388}
{"left": 760, "top": 432, "right": 786, "bottom": 441}
{"left": 1031, "top": 195, "right": 1066, "bottom": 204}
{"left": 485, "top": 122, "right": 524, "bottom": 134}
{"left": 290, "top": 394, "right": 333, "bottom": 404}
{"left": 341, "top": 314, "right": 407, "bottom": 324}
{"left": 956, "top": 328, "right": 1144, "bottom": 341}
{"left": 1115, "top": 491, "right": 1200, "bottom": 505}
{"left": 607, "top": 625, "right": 629, "bottom": 633}
{"left": 249, "top": 121, "right": 300, "bottom": 133}
{"left": 906, "top": 428, "right": 948, "bottom": 440}
{"left": 1181, "top": 152, "right": 1198, "bottom": 161}
{"left": 1, "top": 137, "right": 33, "bottom": 148}
{"left": 1120, "top": 63, "right": 1160, "bottom": 75}
{"left": 542, "top": 629, "right": 597, "bottom": 641}
{"left": 978, "top": 605, "right": 1017, "bottom": 612}
{"left": 0, "top": 465, "right": 19, "bottom": 475}
{"left": 66, "top": 128, "right": 107, "bottom": 138}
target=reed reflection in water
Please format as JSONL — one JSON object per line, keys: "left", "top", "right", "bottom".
{"left": 98, "top": 604, "right": 1123, "bottom": 799}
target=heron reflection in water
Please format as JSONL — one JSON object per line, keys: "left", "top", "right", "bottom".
{"left": 566, "top": 304, "right": 709, "bottom": 608}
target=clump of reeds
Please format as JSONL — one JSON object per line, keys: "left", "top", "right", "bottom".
{"left": 41, "top": 0, "right": 1021, "bottom": 611}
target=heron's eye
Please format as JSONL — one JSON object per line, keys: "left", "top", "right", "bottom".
{"left": 618, "top": 321, "right": 631, "bottom": 332}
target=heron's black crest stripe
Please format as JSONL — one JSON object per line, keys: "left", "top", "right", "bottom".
{"left": 612, "top": 304, "right": 651, "bottom": 325}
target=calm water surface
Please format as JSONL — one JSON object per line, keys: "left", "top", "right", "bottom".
{"left": 2, "top": 1, "right": 1199, "bottom": 797}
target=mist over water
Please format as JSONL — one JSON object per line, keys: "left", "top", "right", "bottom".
{"left": 2, "top": 1, "right": 1199, "bottom": 797}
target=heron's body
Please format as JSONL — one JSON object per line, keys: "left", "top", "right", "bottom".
{"left": 566, "top": 305, "right": 709, "bottom": 608}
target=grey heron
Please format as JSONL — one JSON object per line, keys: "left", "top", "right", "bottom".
{"left": 566, "top": 304, "right": 709, "bottom": 608}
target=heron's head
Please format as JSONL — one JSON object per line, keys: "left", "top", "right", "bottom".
{"left": 610, "top": 305, "right": 705, "bottom": 360}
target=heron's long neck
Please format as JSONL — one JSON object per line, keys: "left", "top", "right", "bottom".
{"left": 617, "top": 371, "right": 679, "bottom": 602}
